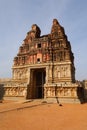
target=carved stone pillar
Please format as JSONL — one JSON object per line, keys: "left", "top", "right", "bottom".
{"left": 46, "top": 66, "right": 49, "bottom": 83}
{"left": 27, "top": 68, "right": 30, "bottom": 84}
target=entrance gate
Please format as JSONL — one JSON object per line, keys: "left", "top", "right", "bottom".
{"left": 30, "top": 68, "right": 46, "bottom": 99}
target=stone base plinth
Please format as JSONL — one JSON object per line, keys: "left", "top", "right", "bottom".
{"left": 44, "top": 82, "right": 84, "bottom": 103}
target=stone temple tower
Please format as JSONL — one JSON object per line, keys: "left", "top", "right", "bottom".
{"left": 3, "top": 19, "right": 83, "bottom": 103}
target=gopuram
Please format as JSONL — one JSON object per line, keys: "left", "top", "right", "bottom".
{"left": 1, "top": 19, "right": 84, "bottom": 103}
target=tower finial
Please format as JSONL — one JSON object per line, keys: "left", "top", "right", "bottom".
{"left": 53, "top": 19, "right": 59, "bottom": 25}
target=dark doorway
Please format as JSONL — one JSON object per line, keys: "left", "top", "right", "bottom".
{"left": 30, "top": 68, "right": 46, "bottom": 99}
{"left": 36, "top": 71, "right": 45, "bottom": 98}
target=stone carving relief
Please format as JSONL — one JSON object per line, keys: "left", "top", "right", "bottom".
{"left": 13, "top": 68, "right": 28, "bottom": 80}
{"left": 44, "top": 86, "right": 77, "bottom": 98}
{"left": 4, "top": 81, "right": 27, "bottom": 97}
{"left": 46, "top": 87, "right": 55, "bottom": 97}
{"left": 5, "top": 87, "right": 27, "bottom": 97}
{"left": 53, "top": 65, "right": 71, "bottom": 79}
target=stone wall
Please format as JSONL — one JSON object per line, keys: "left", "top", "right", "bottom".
{"left": 0, "top": 79, "right": 27, "bottom": 99}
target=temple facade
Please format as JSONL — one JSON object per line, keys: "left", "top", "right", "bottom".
{"left": 1, "top": 19, "right": 84, "bottom": 103}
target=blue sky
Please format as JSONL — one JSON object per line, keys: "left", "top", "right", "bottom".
{"left": 0, "top": 0, "right": 87, "bottom": 80}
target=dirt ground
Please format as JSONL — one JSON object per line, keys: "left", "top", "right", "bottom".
{"left": 0, "top": 100, "right": 87, "bottom": 130}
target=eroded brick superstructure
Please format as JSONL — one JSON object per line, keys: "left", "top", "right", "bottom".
{"left": 2, "top": 19, "right": 83, "bottom": 102}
